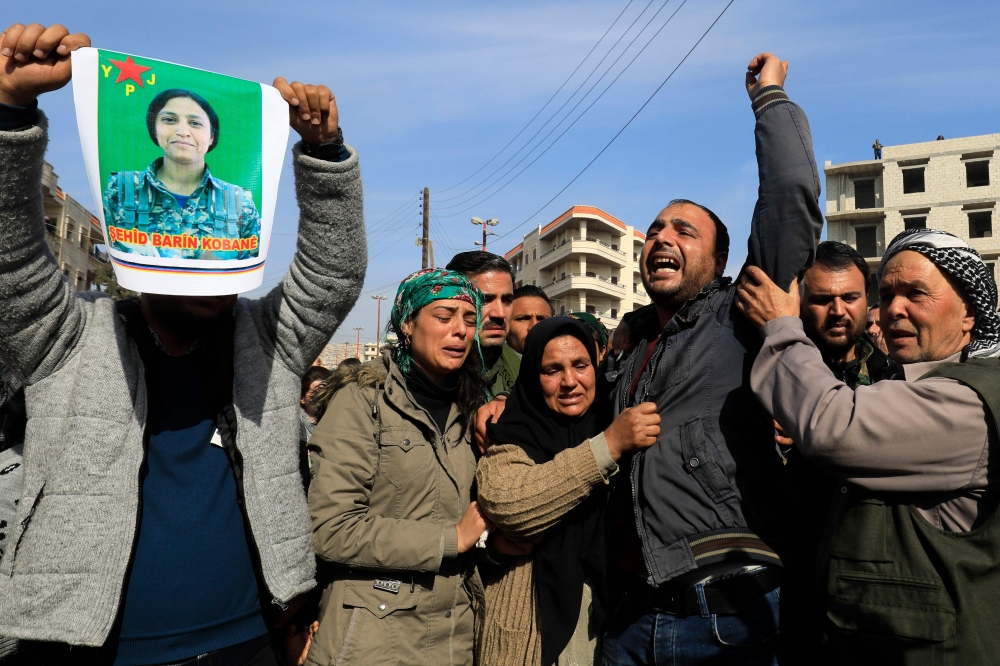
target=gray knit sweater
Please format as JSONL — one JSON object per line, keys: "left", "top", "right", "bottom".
{"left": 0, "top": 114, "right": 366, "bottom": 646}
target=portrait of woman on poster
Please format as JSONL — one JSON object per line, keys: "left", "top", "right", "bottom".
{"left": 102, "top": 88, "right": 261, "bottom": 260}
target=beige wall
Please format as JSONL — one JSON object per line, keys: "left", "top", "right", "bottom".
{"left": 825, "top": 133, "right": 1000, "bottom": 294}
{"left": 42, "top": 162, "right": 106, "bottom": 292}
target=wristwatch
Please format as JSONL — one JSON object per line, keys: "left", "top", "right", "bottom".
{"left": 301, "top": 126, "right": 344, "bottom": 160}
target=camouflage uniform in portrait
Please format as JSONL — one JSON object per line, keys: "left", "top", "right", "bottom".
{"left": 102, "top": 158, "right": 261, "bottom": 260}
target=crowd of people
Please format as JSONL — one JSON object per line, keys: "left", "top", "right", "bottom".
{"left": 1, "top": 20, "right": 998, "bottom": 666}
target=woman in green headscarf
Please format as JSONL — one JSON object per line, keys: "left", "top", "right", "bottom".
{"left": 568, "top": 312, "right": 610, "bottom": 364}
{"left": 306, "top": 269, "right": 492, "bottom": 666}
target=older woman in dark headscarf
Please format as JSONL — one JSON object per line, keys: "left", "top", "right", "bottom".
{"left": 476, "top": 317, "right": 660, "bottom": 666}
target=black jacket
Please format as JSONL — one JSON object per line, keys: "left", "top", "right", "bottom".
{"left": 609, "top": 91, "right": 824, "bottom": 586}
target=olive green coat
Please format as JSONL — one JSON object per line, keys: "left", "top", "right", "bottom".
{"left": 306, "top": 357, "right": 484, "bottom": 666}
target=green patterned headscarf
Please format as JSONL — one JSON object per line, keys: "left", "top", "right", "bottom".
{"left": 568, "top": 312, "right": 610, "bottom": 348}
{"left": 388, "top": 268, "right": 485, "bottom": 374}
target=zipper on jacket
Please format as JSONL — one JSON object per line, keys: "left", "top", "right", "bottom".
{"left": 621, "top": 337, "right": 665, "bottom": 584}
{"left": 218, "top": 404, "right": 287, "bottom": 611}
{"left": 630, "top": 453, "right": 658, "bottom": 584}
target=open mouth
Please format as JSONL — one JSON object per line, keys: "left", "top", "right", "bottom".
{"left": 649, "top": 255, "right": 680, "bottom": 275}
{"left": 442, "top": 346, "right": 466, "bottom": 358}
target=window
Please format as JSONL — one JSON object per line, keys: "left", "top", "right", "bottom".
{"left": 586, "top": 304, "right": 596, "bottom": 314}
{"left": 902, "top": 168, "right": 925, "bottom": 194}
{"left": 532, "top": 249, "right": 537, "bottom": 261}
{"left": 966, "top": 161, "right": 990, "bottom": 188}
{"left": 611, "top": 244, "right": 619, "bottom": 251}
{"left": 585, "top": 271, "right": 596, "bottom": 278}
{"left": 854, "top": 179, "right": 876, "bottom": 209}
{"left": 969, "top": 211, "right": 993, "bottom": 239}
{"left": 531, "top": 279, "right": 536, "bottom": 286}
{"left": 561, "top": 272, "right": 566, "bottom": 280}
{"left": 633, "top": 252, "right": 638, "bottom": 262}
{"left": 611, "top": 308, "right": 618, "bottom": 319}
{"left": 560, "top": 306, "right": 566, "bottom": 315}
{"left": 856, "top": 226, "right": 878, "bottom": 258}
{"left": 65, "top": 222, "right": 74, "bottom": 240}
{"left": 633, "top": 283, "right": 638, "bottom": 293}
{"left": 904, "top": 216, "right": 927, "bottom": 230}
{"left": 610, "top": 276, "right": 618, "bottom": 285}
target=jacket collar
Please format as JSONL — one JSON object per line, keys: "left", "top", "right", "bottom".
{"left": 902, "top": 351, "right": 964, "bottom": 383}
{"left": 631, "top": 277, "right": 732, "bottom": 340}
{"left": 384, "top": 356, "right": 461, "bottom": 436}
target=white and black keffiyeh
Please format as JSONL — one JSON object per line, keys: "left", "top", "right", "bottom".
{"left": 878, "top": 228, "right": 1000, "bottom": 358}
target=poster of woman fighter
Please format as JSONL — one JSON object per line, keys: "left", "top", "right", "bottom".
{"left": 72, "top": 48, "right": 289, "bottom": 295}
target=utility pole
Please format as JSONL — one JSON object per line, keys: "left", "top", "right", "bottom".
{"left": 371, "top": 295, "right": 387, "bottom": 347}
{"left": 472, "top": 217, "right": 499, "bottom": 252}
{"left": 353, "top": 327, "right": 364, "bottom": 359}
{"left": 421, "top": 187, "right": 430, "bottom": 269}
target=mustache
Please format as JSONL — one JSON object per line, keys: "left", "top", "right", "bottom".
{"left": 821, "top": 314, "right": 852, "bottom": 329}
{"left": 646, "top": 248, "right": 683, "bottom": 263}
{"left": 887, "top": 320, "right": 918, "bottom": 335}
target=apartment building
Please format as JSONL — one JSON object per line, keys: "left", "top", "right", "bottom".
{"left": 504, "top": 205, "right": 650, "bottom": 330}
{"left": 42, "top": 161, "right": 107, "bottom": 292}
{"left": 825, "top": 133, "right": 1000, "bottom": 298}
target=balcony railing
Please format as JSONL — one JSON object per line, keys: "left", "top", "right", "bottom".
{"left": 549, "top": 272, "right": 626, "bottom": 291}
{"left": 538, "top": 236, "right": 626, "bottom": 261}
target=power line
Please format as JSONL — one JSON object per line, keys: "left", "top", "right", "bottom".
{"left": 435, "top": 0, "right": 685, "bottom": 218}
{"left": 367, "top": 197, "right": 417, "bottom": 234}
{"left": 495, "top": 0, "right": 736, "bottom": 243}
{"left": 367, "top": 221, "right": 422, "bottom": 261}
{"left": 433, "top": 0, "right": 638, "bottom": 196}
{"left": 366, "top": 200, "right": 422, "bottom": 247}
{"left": 435, "top": 0, "right": 658, "bottom": 206}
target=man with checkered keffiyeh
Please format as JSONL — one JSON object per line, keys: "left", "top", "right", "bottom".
{"left": 736, "top": 227, "right": 1000, "bottom": 664}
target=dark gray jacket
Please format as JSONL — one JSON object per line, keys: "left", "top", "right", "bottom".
{"left": 611, "top": 89, "right": 823, "bottom": 586}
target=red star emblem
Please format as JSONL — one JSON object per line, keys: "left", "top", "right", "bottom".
{"left": 108, "top": 56, "right": 152, "bottom": 87}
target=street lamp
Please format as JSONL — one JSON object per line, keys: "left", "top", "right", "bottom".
{"left": 471, "top": 217, "right": 499, "bottom": 252}
{"left": 353, "top": 327, "right": 364, "bottom": 359}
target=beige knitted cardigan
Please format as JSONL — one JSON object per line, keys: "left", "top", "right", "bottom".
{"left": 475, "top": 434, "right": 617, "bottom": 666}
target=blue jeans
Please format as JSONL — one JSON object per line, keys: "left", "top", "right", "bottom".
{"left": 602, "top": 585, "right": 780, "bottom": 666}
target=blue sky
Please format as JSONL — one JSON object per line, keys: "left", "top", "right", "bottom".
{"left": 11, "top": 0, "right": 1000, "bottom": 346}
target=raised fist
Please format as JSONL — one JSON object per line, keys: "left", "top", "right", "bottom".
{"left": 0, "top": 23, "right": 91, "bottom": 106}
{"left": 272, "top": 77, "right": 340, "bottom": 144}
{"left": 745, "top": 52, "right": 789, "bottom": 100}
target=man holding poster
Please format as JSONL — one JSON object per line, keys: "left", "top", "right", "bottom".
{"left": 0, "top": 22, "right": 365, "bottom": 666}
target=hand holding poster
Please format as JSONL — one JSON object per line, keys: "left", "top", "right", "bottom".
{"left": 72, "top": 48, "right": 289, "bottom": 295}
